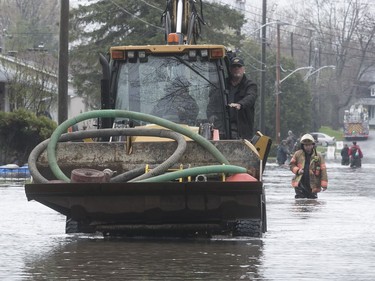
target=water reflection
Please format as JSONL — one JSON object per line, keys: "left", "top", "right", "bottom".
{"left": 23, "top": 237, "right": 263, "bottom": 280}
{"left": 291, "top": 199, "right": 326, "bottom": 214}
{"left": 2, "top": 140, "right": 375, "bottom": 280}
{"left": 262, "top": 160, "right": 375, "bottom": 280}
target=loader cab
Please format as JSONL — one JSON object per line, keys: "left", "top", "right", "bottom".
{"left": 100, "top": 45, "right": 233, "bottom": 139}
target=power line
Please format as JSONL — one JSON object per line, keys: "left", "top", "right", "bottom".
{"left": 72, "top": 0, "right": 375, "bottom": 61}
{"left": 107, "top": 0, "right": 164, "bottom": 31}
{"left": 206, "top": 0, "right": 375, "bottom": 57}
{"left": 139, "top": 0, "right": 163, "bottom": 12}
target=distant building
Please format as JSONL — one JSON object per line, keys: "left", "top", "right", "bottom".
{"left": 0, "top": 53, "right": 87, "bottom": 123}
{"left": 355, "top": 67, "right": 375, "bottom": 127}
{"left": 0, "top": 65, "right": 6, "bottom": 112}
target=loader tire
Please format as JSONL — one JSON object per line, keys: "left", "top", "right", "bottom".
{"left": 233, "top": 219, "right": 262, "bottom": 238}
{"left": 262, "top": 192, "right": 267, "bottom": 233}
{"left": 65, "top": 217, "right": 95, "bottom": 234}
{"left": 65, "top": 217, "right": 79, "bottom": 234}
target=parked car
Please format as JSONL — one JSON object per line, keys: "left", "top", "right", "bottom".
{"left": 310, "top": 132, "right": 336, "bottom": 146}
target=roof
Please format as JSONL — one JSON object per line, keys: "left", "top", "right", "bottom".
{"left": 0, "top": 55, "right": 76, "bottom": 97}
{"left": 359, "top": 67, "right": 375, "bottom": 82}
{"left": 0, "top": 65, "right": 14, "bottom": 82}
{"left": 0, "top": 71, "right": 5, "bottom": 82}
{"left": 0, "top": 55, "right": 18, "bottom": 82}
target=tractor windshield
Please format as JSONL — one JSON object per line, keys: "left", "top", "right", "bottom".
{"left": 114, "top": 54, "right": 226, "bottom": 127}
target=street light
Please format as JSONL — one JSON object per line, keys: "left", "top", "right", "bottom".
{"left": 258, "top": 18, "right": 289, "bottom": 134}
{"left": 276, "top": 66, "right": 315, "bottom": 144}
{"left": 280, "top": 66, "right": 314, "bottom": 84}
{"left": 250, "top": 21, "right": 286, "bottom": 36}
{"left": 303, "top": 65, "right": 336, "bottom": 81}
{"left": 275, "top": 65, "right": 317, "bottom": 144}
{"left": 275, "top": 65, "right": 336, "bottom": 142}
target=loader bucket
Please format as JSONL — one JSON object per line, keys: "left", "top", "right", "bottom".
{"left": 25, "top": 180, "right": 266, "bottom": 237}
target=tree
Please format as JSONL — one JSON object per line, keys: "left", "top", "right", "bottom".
{"left": 0, "top": 0, "right": 60, "bottom": 118}
{"left": 0, "top": 0, "right": 59, "bottom": 54}
{"left": 200, "top": 2, "right": 247, "bottom": 47}
{"left": 0, "top": 109, "right": 56, "bottom": 165}
{"left": 281, "top": 0, "right": 375, "bottom": 129}
{"left": 69, "top": 0, "right": 246, "bottom": 108}
{"left": 277, "top": 58, "right": 312, "bottom": 137}
{"left": 240, "top": 39, "right": 312, "bottom": 139}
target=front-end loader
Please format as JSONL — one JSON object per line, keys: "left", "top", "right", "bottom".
{"left": 25, "top": 0, "right": 271, "bottom": 238}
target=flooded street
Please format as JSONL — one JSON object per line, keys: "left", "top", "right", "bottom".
{"left": 1, "top": 137, "right": 375, "bottom": 280}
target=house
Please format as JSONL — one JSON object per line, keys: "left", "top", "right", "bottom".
{"left": 0, "top": 53, "right": 88, "bottom": 125}
{"left": 357, "top": 67, "right": 375, "bottom": 127}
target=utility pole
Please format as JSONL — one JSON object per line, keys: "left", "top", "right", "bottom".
{"left": 290, "top": 32, "right": 294, "bottom": 58}
{"left": 312, "top": 47, "right": 319, "bottom": 131}
{"left": 275, "top": 22, "right": 281, "bottom": 145}
{"left": 58, "top": 0, "right": 69, "bottom": 124}
{"left": 259, "top": 0, "right": 267, "bottom": 133}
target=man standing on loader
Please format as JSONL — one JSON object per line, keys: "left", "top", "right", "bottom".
{"left": 208, "top": 57, "right": 258, "bottom": 139}
{"left": 226, "top": 57, "right": 258, "bottom": 139}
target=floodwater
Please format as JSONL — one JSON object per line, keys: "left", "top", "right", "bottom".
{"left": 1, "top": 137, "right": 375, "bottom": 280}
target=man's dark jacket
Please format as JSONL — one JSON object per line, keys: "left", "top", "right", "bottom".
{"left": 227, "top": 74, "right": 258, "bottom": 139}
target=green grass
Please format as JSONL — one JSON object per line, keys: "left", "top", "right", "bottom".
{"left": 315, "top": 126, "right": 344, "bottom": 154}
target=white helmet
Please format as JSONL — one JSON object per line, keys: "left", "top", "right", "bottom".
{"left": 300, "top": 133, "right": 315, "bottom": 144}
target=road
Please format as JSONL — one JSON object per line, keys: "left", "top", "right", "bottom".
{"left": 0, "top": 133, "right": 374, "bottom": 280}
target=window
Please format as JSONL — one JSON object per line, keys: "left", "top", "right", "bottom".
{"left": 115, "top": 55, "right": 221, "bottom": 126}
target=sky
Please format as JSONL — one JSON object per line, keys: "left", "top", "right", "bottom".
{"left": 70, "top": 0, "right": 375, "bottom": 26}
{"left": 70, "top": 0, "right": 96, "bottom": 8}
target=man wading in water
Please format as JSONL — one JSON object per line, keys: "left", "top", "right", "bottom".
{"left": 289, "top": 134, "right": 328, "bottom": 199}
